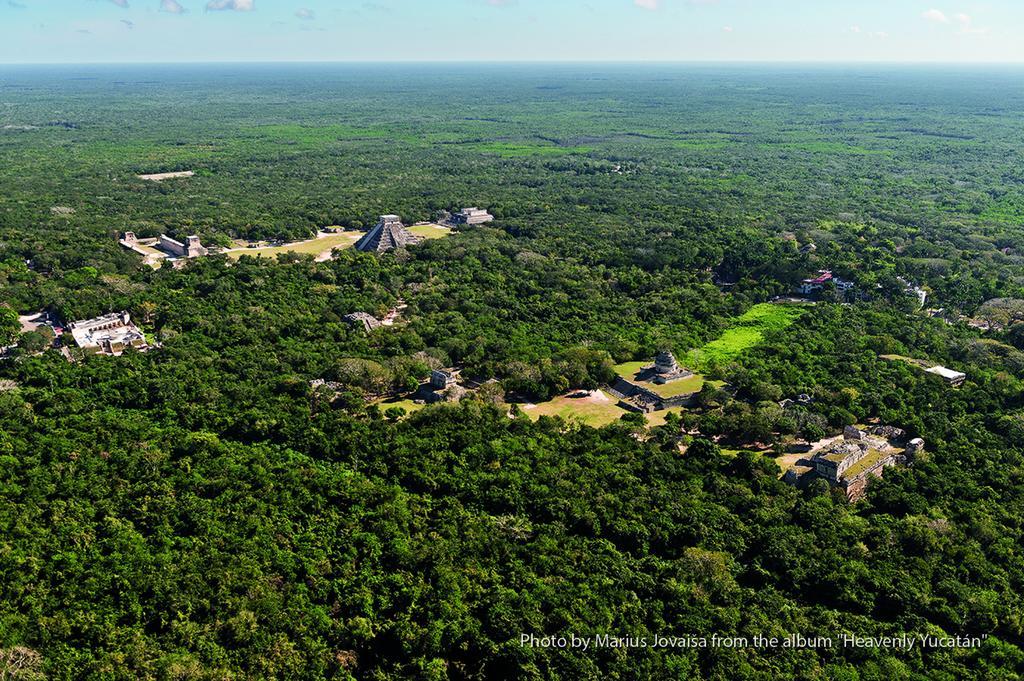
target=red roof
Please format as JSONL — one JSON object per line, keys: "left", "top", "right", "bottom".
{"left": 804, "top": 271, "right": 833, "bottom": 285}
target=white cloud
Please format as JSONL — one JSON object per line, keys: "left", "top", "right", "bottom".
{"left": 922, "top": 9, "right": 950, "bottom": 24}
{"left": 722, "top": 25, "right": 733, "bottom": 33}
{"left": 295, "top": 7, "right": 315, "bottom": 20}
{"left": 160, "top": 0, "right": 186, "bottom": 13}
{"left": 206, "top": 0, "right": 254, "bottom": 10}
{"left": 956, "top": 13, "right": 989, "bottom": 35}
{"left": 849, "top": 25, "right": 861, "bottom": 34}
{"left": 109, "top": 0, "right": 129, "bottom": 7}
{"left": 634, "top": 0, "right": 659, "bottom": 10}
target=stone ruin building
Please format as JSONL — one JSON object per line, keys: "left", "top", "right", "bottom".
{"left": 783, "top": 425, "right": 922, "bottom": 501}
{"left": 69, "top": 311, "right": 148, "bottom": 356}
{"left": 354, "top": 215, "right": 421, "bottom": 253}
{"left": 418, "top": 368, "right": 465, "bottom": 404}
{"left": 158, "top": 234, "right": 208, "bottom": 258}
{"left": 430, "top": 369, "right": 458, "bottom": 390}
{"left": 437, "top": 207, "right": 495, "bottom": 227}
{"left": 120, "top": 231, "right": 209, "bottom": 263}
{"left": 649, "top": 350, "right": 694, "bottom": 385}
{"left": 343, "top": 312, "right": 382, "bottom": 333}
{"left": 451, "top": 207, "right": 494, "bottom": 226}
{"left": 607, "top": 351, "right": 699, "bottom": 414}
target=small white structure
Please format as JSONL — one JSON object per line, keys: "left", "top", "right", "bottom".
{"left": 69, "top": 312, "right": 148, "bottom": 356}
{"left": 798, "top": 270, "right": 854, "bottom": 296}
{"left": 925, "top": 366, "right": 966, "bottom": 386}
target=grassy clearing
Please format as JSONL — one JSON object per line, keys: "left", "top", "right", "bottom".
{"left": 409, "top": 224, "right": 452, "bottom": 240}
{"left": 768, "top": 141, "right": 889, "bottom": 155}
{"left": 613, "top": 361, "right": 647, "bottom": 380}
{"left": 645, "top": 408, "right": 684, "bottom": 428}
{"left": 521, "top": 391, "right": 629, "bottom": 427}
{"left": 686, "top": 303, "right": 804, "bottom": 370}
{"left": 227, "top": 232, "right": 360, "bottom": 260}
{"left": 467, "top": 141, "right": 593, "bottom": 158}
{"left": 648, "top": 373, "right": 707, "bottom": 398}
{"left": 376, "top": 397, "right": 427, "bottom": 416}
{"left": 673, "top": 140, "right": 731, "bottom": 151}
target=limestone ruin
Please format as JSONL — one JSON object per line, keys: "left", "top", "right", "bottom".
{"left": 783, "top": 426, "right": 920, "bottom": 501}
{"left": 354, "top": 215, "right": 421, "bottom": 253}
{"left": 69, "top": 311, "right": 148, "bottom": 356}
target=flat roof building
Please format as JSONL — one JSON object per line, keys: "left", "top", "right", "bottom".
{"left": 926, "top": 365, "right": 966, "bottom": 386}
{"left": 69, "top": 311, "right": 148, "bottom": 356}
{"left": 451, "top": 207, "right": 494, "bottom": 226}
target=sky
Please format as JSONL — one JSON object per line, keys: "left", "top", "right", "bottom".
{"left": 0, "top": 0, "right": 1022, "bottom": 64}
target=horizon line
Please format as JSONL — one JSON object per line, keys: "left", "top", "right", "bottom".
{"left": 2, "top": 59, "right": 1024, "bottom": 67}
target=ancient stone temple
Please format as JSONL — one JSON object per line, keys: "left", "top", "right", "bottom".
{"left": 651, "top": 350, "right": 693, "bottom": 385}
{"left": 782, "top": 428, "right": 921, "bottom": 501}
{"left": 69, "top": 311, "right": 148, "bottom": 356}
{"left": 343, "top": 312, "right": 382, "bottom": 333}
{"left": 119, "top": 231, "right": 208, "bottom": 263}
{"left": 451, "top": 207, "right": 494, "bottom": 226}
{"left": 354, "top": 215, "right": 421, "bottom": 253}
{"left": 430, "top": 369, "right": 458, "bottom": 390}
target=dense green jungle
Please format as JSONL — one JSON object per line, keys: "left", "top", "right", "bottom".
{"left": 1, "top": 64, "right": 1024, "bottom": 679}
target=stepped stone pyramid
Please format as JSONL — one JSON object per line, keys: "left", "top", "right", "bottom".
{"left": 354, "top": 215, "right": 421, "bottom": 253}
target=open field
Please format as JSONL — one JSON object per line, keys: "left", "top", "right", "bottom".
{"left": 225, "top": 225, "right": 451, "bottom": 261}
{"left": 880, "top": 354, "right": 932, "bottom": 369}
{"left": 467, "top": 141, "right": 593, "bottom": 157}
{"left": 687, "top": 303, "right": 804, "bottom": 369}
{"left": 645, "top": 408, "right": 684, "bottom": 428}
{"left": 520, "top": 390, "right": 629, "bottom": 427}
{"left": 137, "top": 171, "right": 195, "bottom": 181}
{"left": 409, "top": 223, "right": 452, "bottom": 240}
{"left": 131, "top": 243, "right": 166, "bottom": 257}
{"left": 375, "top": 397, "right": 427, "bottom": 416}
{"left": 522, "top": 390, "right": 696, "bottom": 428}
{"left": 613, "top": 361, "right": 647, "bottom": 380}
{"left": 225, "top": 231, "right": 361, "bottom": 261}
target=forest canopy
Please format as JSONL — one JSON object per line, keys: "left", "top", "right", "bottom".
{"left": 1, "top": 64, "right": 1023, "bottom": 680}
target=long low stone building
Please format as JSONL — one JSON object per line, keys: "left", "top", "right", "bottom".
{"left": 120, "top": 231, "right": 209, "bottom": 265}
{"left": 69, "top": 311, "right": 148, "bottom": 356}
{"left": 784, "top": 426, "right": 922, "bottom": 501}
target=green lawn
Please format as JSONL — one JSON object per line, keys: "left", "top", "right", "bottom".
{"left": 613, "top": 361, "right": 648, "bottom": 380}
{"left": 468, "top": 141, "right": 593, "bottom": 158}
{"left": 226, "top": 232, "right": 360, "bottom": 260}
{"left": 375, "top": 397, "right": 427, "bottom": 416}
{"left": 645, "top": 408, "right": 684, "bottom": 428}
{"left": 686, "top": 303, "right": 804, "bottom": 370}
{"left": 409, "top": 224, "right": 452, "bottom": 240}
{"left": 649, "top": 373, "right": 707, "bottom": 398}
{"left": 522, "top": 391, "right": 629, "bottom": 427}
